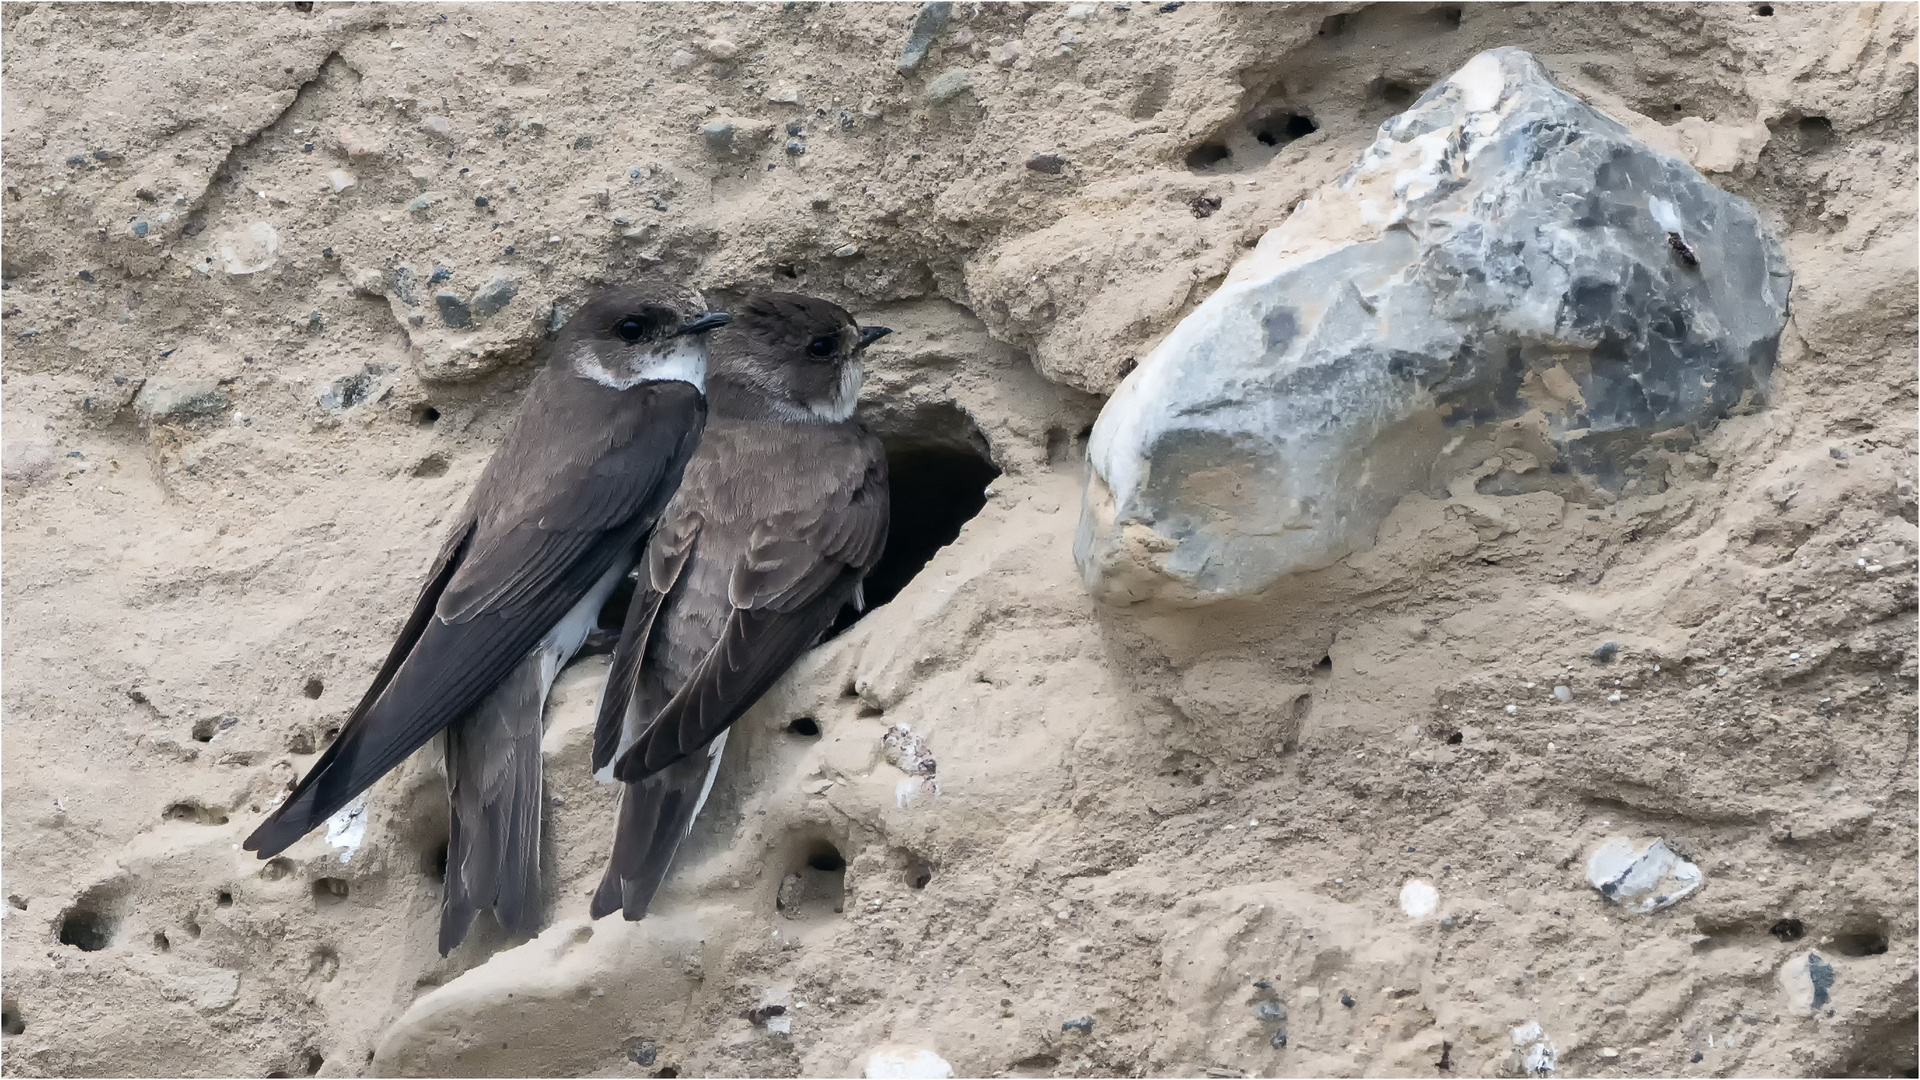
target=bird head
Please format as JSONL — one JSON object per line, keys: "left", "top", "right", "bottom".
{"left": 557, "top": 283, "right": 731, "bottom": 391}
{"left": 708, "top": 292, "right": 892, "bottom": 422}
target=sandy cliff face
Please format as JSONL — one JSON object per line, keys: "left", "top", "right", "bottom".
{"left": 1, "top": 3, "right": 1914, "bottom": 1077}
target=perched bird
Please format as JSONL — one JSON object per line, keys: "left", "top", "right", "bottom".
{"left": 589, "top": 293, "right": 892, "bottom": 921}
{"left": 243, "top": 284, "right": 730, "bottom": 954}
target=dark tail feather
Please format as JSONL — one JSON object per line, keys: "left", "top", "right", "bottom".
{"left": 590, "top": 732, "right": 727, "bottom": 921}
{"left": 439, "top": 652, "right": 547, "bottom": 955}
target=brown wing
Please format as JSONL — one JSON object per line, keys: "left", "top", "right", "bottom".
{"left": 612, "top": 441, "right": 888, "bottom": 782}
{"left": 245, "top": 380, "right": 706, "bottom": 858}
{"left": 592, "top": 508, "right": 701, "bottom": 773}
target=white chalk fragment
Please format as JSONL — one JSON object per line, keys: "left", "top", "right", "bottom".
{"left": 323, "top": 795, "right": 369, "bottom": 864}
{"left": 1399, "top": 879, "right": 1439, "bottom": 920}
{"left": 1585, "top": 836, "right": 1702, "bottom": 914}
{"left": 864, "top": 1046, "right": 954, "bottom": 1079}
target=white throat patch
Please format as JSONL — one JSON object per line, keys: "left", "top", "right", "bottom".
{"left": 805, "top": 359, "right": 863, "bottom": 422}
{"left": 573, "top": 336, "right": 709, "bottom": 392}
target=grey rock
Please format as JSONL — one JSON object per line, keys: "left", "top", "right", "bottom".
{"left": 1251, "top": 1000, "right": 1285, "bottom": 1022}
{"left": 135, "top": 379, "right": 227, "bottom": 423}
{"left": 897, "top": 1, "right": 952, "bottom": 72}
{"left": 1586, "top": 836, "right": 1702, "bottom": 914}
{"left": 1077, "top": 47, "right": 1790, "bottom": 602}
{"left": 429, "top": 266, "right": 453, "bottom": 284}
{"left": 784, "top": 138, "right": 806, "bottom": 156}
{"left": 317, "top": 366, "right": 385, "bottom": 413}
{"left": 1269, "top": 1028, "right": 1288, "bottom": 1049}
{"left": 1778, "top": 950, "right": 1836, "bottom": 1015}
{"left": 925, "top": 68, "right": 972, "bottom": 104}
{"left": 1061, "top": 1016, "right": 1093, "bottom": 1033}
{"left": 130, "top": 220, "right": 150, "bottom": 238}
{"left": 471, "top": 277, "right": 519, "bottom": 319}
{"left": 1592, "top": 641, "right": 1620, "bottom": 662}
{"left": 435, "top": 291, "right": 473, "bottom": 329}
{"left": 392, "top": 266, "right": 419, "bottom": 306}
{"left": 1026, "top": 153, "right": 1067, "bottom": 174}
{"left": 701, "top": 120, "right": 736, "bottom": 152}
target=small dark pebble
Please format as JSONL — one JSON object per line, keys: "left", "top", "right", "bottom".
{"left": 307, "top": 310, "right": 323, "bottom": 330}
{"left": 1692, "top": 1051, "right": 1704, "bottom": 1064}
{"left": 131, "top": 220, "right": 150, "bottom": 238}
{"left": 435, "top": 291, "right": 473, "bottom": 329}
{"left": 1829, "top": 446, "right": 1848, "bottom": 459}
{"left": 1026, "top": 153, "right": 1067, "bottom": 174}
{"left": 429, "top": 266, "right": 452, "bottom": 284}
{"left": 302, "top": 142, "right": 314, "bottom": 153}
{"left": 627, "top": 1042, "right": 658, "bottom": 1067}
{"left": 786, "top": 121, "right": 804, "bottom": 136}
{"left": 321, "top": 247, "right": 336, "bottom": 259}
{"left": 1270, "top": 1029, "right": 1288, "bottom": 1050}
{"left": 785, "top": 139, "right": 806, "bottom": 156}
{"left": 158, "top": 348, "right": 175, "bottom": 359}
{"left": 1061, "top": 1016, "right": 1093, "bottom": 1033}
{"left": 67, "top": 450, "right": 82, "bottom": 458}
{"left": 573, "top": 135, "right": 594, "bottom": 150}
{"left": 504, "top": 245, "right": 516, "bottom": 255}
{"left": 1159, "top": 1, "right": 1182, "bottom": 10}
{"left": 1189, "top": 194, "right": 1223, "bottom": 218}
{"left": 474, "top": 195, "right": 490, "bottom": 208}
{"left": 92, "top": 149, "right": 112, "bottom": 161}
{"left": 77, "top": 270, "right": 93, "bottom": 282}
{"left": 1592, "top": 641, "right": 1619, "bottom": 663}
{"left": 1339, "top": 993, "right": 1355, "bottom": 1008}
{"left": 66, "top": 154, "right": 87, "bottom": 167}
{"left": 745, "top": 1005, "right": 787, "bottom": 1025}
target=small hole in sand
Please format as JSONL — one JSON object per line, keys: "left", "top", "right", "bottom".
{"left": 153, "top": 931, "right": 171, "bottom": 952}
{"left": 808, "top": 848, "right": 846, "bottom": 873}
{"left": 312, "top": 879, "right": 349, "bottom": 907}
{"left": 304, "top": 1050, "right": 325, "bottom": 1075}
{"left": 1184, "top": 142, "right": 1231, "bottom": 170}
{"left": 1834, "top": 929, "right": 1890, "bottom": 956}
{"left": 1446, "top": 730, "right": 1464, "bottom": 745}
{"left": 1755, "top": 3, "right": 1773, "bottom": 13}
{"left": 7, "top": 895, "right": 25, "bottom": 911}
{"left": 186, "top": 919, "right": 202, "bottom": 939}
{"left": 165, "top": 802, "right": 230, "bottom": 826}
{"left": 261, "top": 858, "right": 296, "bottom": 882}
{"left": 411, "top": 403, "right": 440, "bottom": 426}
{"left": 191, "top": 718, "right": 218, "bottom": 743}
{"left": 302, "top": 678, "right": 325, "bottom": 699}
{"left": 308, "top": 947, "right": 340, "bottom": 982}
{"left": 906, "top": 858, "right": 933, "bottom": 890}
{"left": 787, "top": 717, "right": 821, "bottom": 738}
{"left": 1314, "top": 654, "right": 1333, "bottom": 675}
{"left": 216, "top": 891, "right": 234, "bottom": 908}
{"left": 1, "top": 1000, "right": 22, "bottom": 1036}
{"left": 655, "top": 1070, "right": 679, "bottom": 1079}
{"left": 57, "top": 907, "right": 113, "bottom": 951}
{"left": 423, "top": 842, "right": 449, "bottom": 883}
{"left": 411, "top": 453, "right": 449, "bottom": 479}
{"left": 1769, "top": 918, "right": 1805, "bottom": 942}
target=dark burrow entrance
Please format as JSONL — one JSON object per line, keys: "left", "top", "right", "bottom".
{"left": 829, "top": 401, "right": 999, "bottom": 636}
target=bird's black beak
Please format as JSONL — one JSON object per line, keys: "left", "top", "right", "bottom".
{"left": 678, "top": 311, "right": 732, "bottom": 336}
{"left": 857, "top": 325, "right": 893, "bottom": 351}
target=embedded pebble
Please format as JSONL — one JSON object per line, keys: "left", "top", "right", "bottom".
{"left": 130, "top": 219, "right": 150, "bottom": 237}
{"left": 328, "top": 169, "right": 355, "bottom": 193}
{"left": 1027, "top": 153, "right": 1067, "bottom": 174}
{"left": 435, "top": 291, "right": 473, "bottom": 329}
{"left": 1061, "top": 1016, "right": 1093, "bottom": 1033}
{"left": 421, "top": 115, "right": 452, "bottom": 139}
{"left": 925, "top": 68, "right": 972, "bottom": 104}
{"left": 702, "top": 121, "right": 737, "bottom": 152}
{"left": 1592, "top": 641, "right": 1619, "bottom": 662}
{"left": 1777, "top": 950, "right": 1835, "bottom": 1015}
{"left": 1585, "top": 836, "right": 1701, "bottom": 914}
{"left": 1399, "top": 879, "right": 1439, "bottom": 919}
{"left": 864, "top": 1046, "right": 953, "bottom": 1079}
{"left": 1510, "top": 1020, "right": 1556, "bottom": 1076}
{"left": 470, "top": 277, "right": 519, "bottom": 318}
{"left": 134, "top": 379, "right": 227, "bottom": 423}
{"left": 1553, "top": 685, "right": 1572, "bottom": 702}
{"left": 833, "top": 244, "right": 861, "bottom": 258}
{"left": 897, "top": 1, "right": 952, "bottom": 72}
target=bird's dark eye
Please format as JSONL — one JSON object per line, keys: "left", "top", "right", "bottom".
{"left": 615, "top": 317, "right": 648, "bottom": 343}
{"left": 806, "top": 335, "right": 837, "bottom": 358}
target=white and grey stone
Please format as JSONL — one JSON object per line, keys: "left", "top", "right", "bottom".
{"left": 1076, "top": 48, "right": 1790, "bottom": 603}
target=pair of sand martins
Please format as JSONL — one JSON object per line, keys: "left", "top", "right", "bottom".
{"left": 242, "top": 286, "right": 892, "bottom": 953}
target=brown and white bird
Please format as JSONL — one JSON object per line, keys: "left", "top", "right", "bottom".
{"left": 589, "top": 293, "right": 891, "bottom": 921}
{"left": 244, "top": 284, "right": 729, "bottom": 954}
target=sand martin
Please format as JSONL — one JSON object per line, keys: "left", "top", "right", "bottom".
{"left": 588, "top": 293, "right": 892, "bottom": 920}
{"left": 244, "top": 284, "right": 729, "bottom": 953}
